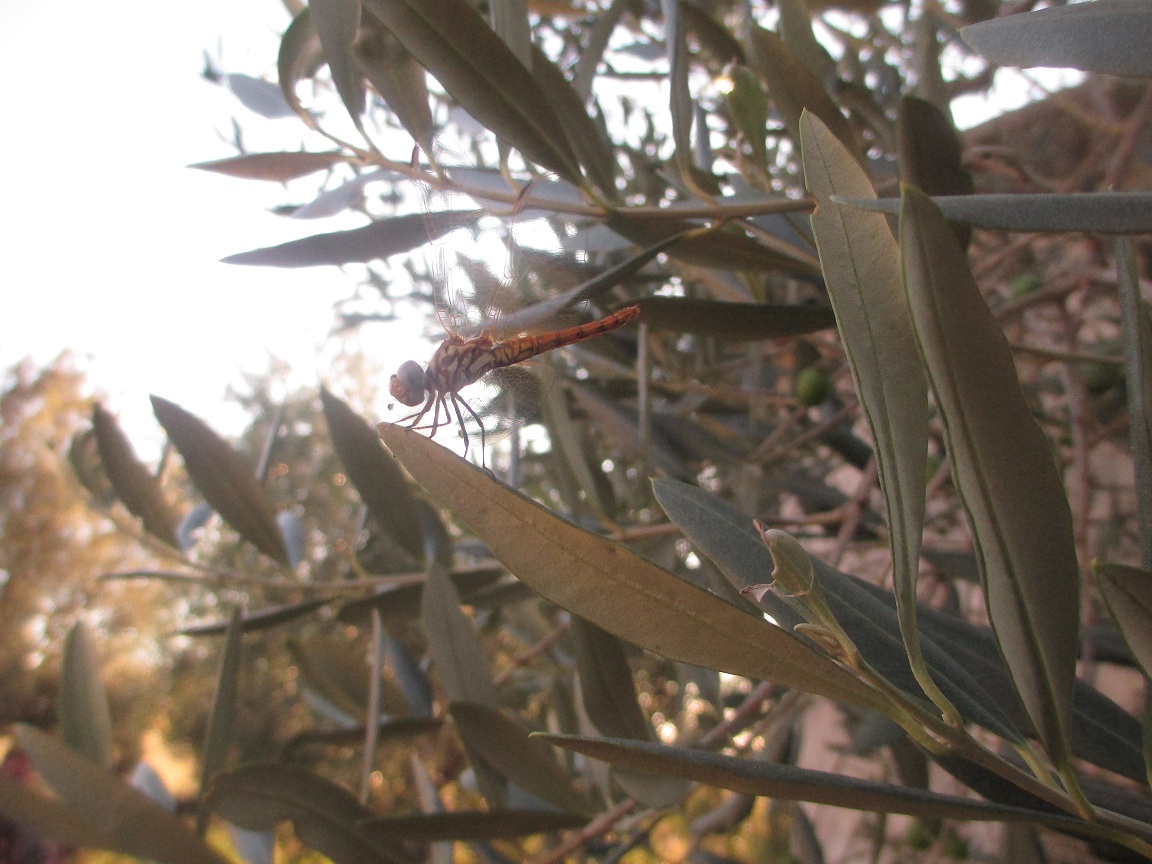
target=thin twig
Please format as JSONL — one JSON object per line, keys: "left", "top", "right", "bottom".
{"left": 829, "top": 458, "right": 879, "bottom": 569}
{"left": 754, "top": 402, "right": 859, "bottom": 466}
{"left": 531, "top": 798, "right": 640, "bottom": 864}
{"left": 1104, "top": 82, "right": 1152, "bottom": 189}
{"left": 695, "top": 681, "right": 785, "bottom": 749}
{"left": 1009, "top": 341, "right": 1124, "bottom": 367}
{"left": 493, "top": 619, "right": 571, "bottom": 686}
{"left": 1058, "top": 308, "right": 1092, "bottom": 573}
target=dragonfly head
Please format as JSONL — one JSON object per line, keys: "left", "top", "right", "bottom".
{"left": 389, "top": 360, "right": 428, "bottom": 407}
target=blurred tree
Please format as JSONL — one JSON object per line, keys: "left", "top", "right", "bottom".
{"left": 1, "top": 359, "right": 114, "bottom": 727}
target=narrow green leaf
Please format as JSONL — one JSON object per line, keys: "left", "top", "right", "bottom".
{"left": 800, "top": 112, "right": 945, "bottom": 720}
{"left": 536, "top": 734, "right": 1104, "bottom": 835}
{"left": 405, "top": 761, "right": 447, "bottom": 864}
{"left": 545, "top": 386, "right": 615, "bottom": 518}
{"left": 724, "top": 66, "right": 770, "bottom": 174}
{"left": 449, "top": 702, "right": 592, "bottom": 815}
{"left": 571, "top": 618, "right": 649, "bottom": 741}
{"left": 353, "top": 24, "right": 435, "bottom": 156}
{"left": 421, "top": 562, "right": 500, "bottom": 707}
{"left": 637, "top": 297, "right": 835, "bottom": 340}
{"left": 651, "top": 478, "right": 1022, "bottom": 741}
{"left": 59, "top": 623, "right": 114, "bottom": 769}
{"left": 900, "top": 185, "right": 1080, "bottom": 766}
{"left": 961, "top": 0, "right": 1152, "bottom": 78}
{"left": 277, "top": 8, "right": 325, "bottom": 126}
{"left": 529, "top": 44, "right": 618, "bottom": 197}
{"left": 291, "top": 168, "right": 393, "bottom": 220}
{"left": 488, "top": 0, "right": 530, "bottom": 66}
{"left": 836, "top": 191, "right": 1152, "bottom": 235}
{"left": 188, "top": 152, "right": 347, "bottom": 182}
{"left": 571, "top": 0, "right": 626, "bottom": 100}
{"left": 1117, "top": 239, "right": 1152, "bottom": 568}
{"left": 566, "top": 383, "right": 691, "bottom": 481}
{"left": 614, "top": 767, "right": 694, "bottom": 810}
{"left": 896, "top": 96, "right": 973, "bottom": 249}
{"left": 931, "top": 748, "right": 1141, "bottom": 829}
{"left": 1004, "top": 823, "right": 1048, "bottom": 864}
{"left": 357, "top": 809, "right": 586, "bottom": 840}
{"left": 69, "top": 427, "right": 114, "bottom": 505}
{"left": 179, "top": 598, "right": 332, "bottom": 637}
{"left": 288, "top": 636, "right": 374, "bottom": 720}
{"left": 14, "top": 725, "right": 226, "bottom": 864}
{"left": 678, "top": 0, "right": 744, "bottom": 66}
{"left": 1095, "top": 562, "right": 1152, "bottom": 680}
{"left": 382, "top": 645, "right": 434, "bottom": 719}
{"left": 377, "top": 424, "right": 894, "bottom": 714}
{"left": 911, "top": 9, "right": 949, "bottom": 117}
{"left": 222, "top": 210, "right": 482, "bottom": 267}
{"left": 498, "top": 229, "right": 693, "bottom": 335}
{"left": 662, "top": 0, "right": 695, "bottom": 188}
{"left": 321, "top": 388, "right": 424, "bottom": 560}
{"left": 750, "top": 28, "right": 856, "bottom": 158}
{"left": 653, "top": 479, "right": 1144, "bottom": 781}
{"left": 569, "top": 618, "right": 693, "bottom": 807}
{"left": 361, "top": 0, "right": 582, "bottom": 183}
{"left": 223, "top": 72, "right": 296, "bottom": 119}
{"left": 205, "top": 763, "right": 414, "bottom": 864}
{"left": 776, "top": 0, "right": 835, "bottom": 80}
{"left": 605, "top": 211, "right": 819, "bottom": 274}
{"left": 281, "top": 718, "right": 442, "bottom": 759}
{"left": 1145, "top": 690, "right": 1152, "bottom": 793}
{"left": 92, "top": 403, "right": 179, "bottom": 548}
{"left": 198, "top": 609, "right": 243, "bottom": 833}
{"left": 914, "top": 591, "right": 1143, "bottom": 782}
{"left": 151, "top": 396, "right": 289, "bottom": 564}
{"left": 310, "top": 0, "right": 366, "bottom": 123}
{"left": 337, "top": 566, "right": 506, "bottom": 624}
{"left": 893, "top": 97, "right": 967, "bottom": 196}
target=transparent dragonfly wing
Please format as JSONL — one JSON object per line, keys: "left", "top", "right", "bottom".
{"left": 455, "top": 362, "right": 555, "bottom": 445}
{"left": 427, "top": 247, "right": 574, "bottom": 449}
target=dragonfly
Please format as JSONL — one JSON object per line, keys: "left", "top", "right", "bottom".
{"left": 387, "top": 150, "right": 643, "bottom": 460}
{"left": 389, "top": 303, "right": 641, "bottom": 460}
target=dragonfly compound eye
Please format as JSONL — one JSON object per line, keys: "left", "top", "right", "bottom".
{"left": 390, "top": 360, "right": 428, "bottom": 407}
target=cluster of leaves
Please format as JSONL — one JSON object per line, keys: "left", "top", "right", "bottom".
{"left": 0, "top": 361, "right": 180, "bottom": 739}
{"left": 5, "top": 0, "right": 1152, "bottom": 862}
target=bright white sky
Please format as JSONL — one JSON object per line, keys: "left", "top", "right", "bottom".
{"left": 0, "top": 0, "right": 393, "bottom": 443}
{"left": 0, "top": 0, "right": 1080, "bottom": 446}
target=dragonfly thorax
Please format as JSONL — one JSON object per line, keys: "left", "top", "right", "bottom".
{"left": 425, "top": 333, "right": 500, "bottom": 393}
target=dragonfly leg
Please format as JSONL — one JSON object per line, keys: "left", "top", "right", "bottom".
{"left": 453, "top": 393, "right": 490, "bottom": 465}
{"left": 398, "top": 392, "right": 436, "bottom": 429}
{"left": 447, "top": 393, "right": 473, "bottom": 460}
{"left": 410, "top": 397, "right": 441, "bottom": 431}
{"left": 430, "top": 394, "right": 448, "bottom": 437}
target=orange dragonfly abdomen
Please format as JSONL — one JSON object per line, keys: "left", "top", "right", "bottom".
{"left": 489, "top": 304, "right": 641, "bottom": 369}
